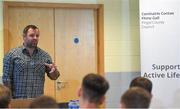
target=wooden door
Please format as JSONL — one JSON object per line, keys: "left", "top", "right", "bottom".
{"left": 55, "top": 9, "right": 97, "bottom": 102}
{"left": 5, "top": 7, "right": 56, "bottom": 97}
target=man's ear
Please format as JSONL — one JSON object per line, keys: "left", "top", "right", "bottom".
{"left": 99, "top": 96, "right": 105, "bottom": 105}
{"left": 77, "top": 87, "right": 82, "bottom": 97}
{"left": 23, "top": 35, "right": 26, "bottom": 41}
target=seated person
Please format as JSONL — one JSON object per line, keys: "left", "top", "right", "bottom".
{"left": 120, "top": 87, "right": 151, "bottom": 108}
{"left": 129, "top": 76, "right": 152, "bottom": 94}
{"left": 0, "top": 84, "right": 11, "bottom": 108}
{"left": 29, "top": 95, "right": 59, "bottom": 108}
{"left": 78, "top": 73, "right": 109, "bottom": 108}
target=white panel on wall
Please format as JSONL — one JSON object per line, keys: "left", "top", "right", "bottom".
{"left": 140, "top": 0, "right": 180, "bottom": 108}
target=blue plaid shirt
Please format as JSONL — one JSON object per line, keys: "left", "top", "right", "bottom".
{"left": 2, "top": 45, "right": 53, "bottom": 99}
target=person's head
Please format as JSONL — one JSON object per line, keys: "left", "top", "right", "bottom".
{"left": 120, "top": 87, "right": 151, "bottom": 108}
{"left": 78, "top": 73, "right": 109, "bottom": 107}
{"left": 130, "top": 76, "right": 152, "bottom": 94}
{"left": 29, "top": 95, "right": 59, "bottom": 108}
{"left": 0, "top": 84, "right": 11, "bottom": 108}
{"left": 23, "top": 25, "right": 39, "bottom": 48}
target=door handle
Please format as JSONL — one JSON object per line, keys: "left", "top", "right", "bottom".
{"left": 56, "top": 81, "right": 68, "bottom": 91}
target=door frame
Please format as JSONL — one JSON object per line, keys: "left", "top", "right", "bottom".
{"left": 3, "top": 1, "right": 104, "bottom": 75}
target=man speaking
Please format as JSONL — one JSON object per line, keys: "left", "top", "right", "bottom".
{"left": 2, "top": 25, "right": 60, "bottom": 99}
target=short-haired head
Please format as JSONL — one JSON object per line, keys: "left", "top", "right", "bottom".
{"left": 23, "top": 25, "right": 39, "bottom": 37}
{"left": 81, "top": 73, "right": 109, "bottom": 104}
{"left": 130, "top": 76, "right": 152, "bottom": 93}
{"left": 120, "top": 87, "right": 151, "bottom": 108}
{"left": 29, "top": 95, "right": 59, "bottom": 108}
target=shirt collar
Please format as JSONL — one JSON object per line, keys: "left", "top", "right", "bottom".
{"left": 21, "top": 44, "right": 39, "bottom": 55}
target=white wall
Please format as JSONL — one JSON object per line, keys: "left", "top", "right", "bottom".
{"left": 98, "top": 0, "right": 140, "bottom": 72}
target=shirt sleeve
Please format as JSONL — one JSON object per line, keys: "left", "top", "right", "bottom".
{"left": 45, "top": 54, "right": 52, "bottom": 73}
{"left": 2, "top": 52, "right": 14, "bottom": 90}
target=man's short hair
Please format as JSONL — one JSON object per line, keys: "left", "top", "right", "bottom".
{"left": 130, "top": 77, "right": 152, "bottom": 93}
{"left": 82, "top": 73, "right": 109, "bottom": 103}
{"left": 120, "top": 87, "right": 151, "bottom": 108}
{"left": 29, "top": 95, "right": 59, "bottom": 108}
{"left": 0, "top": 84, "right": 11, "bottom": 108}
{"left": 23, "top": 25, "right": 38, "bottom": 37}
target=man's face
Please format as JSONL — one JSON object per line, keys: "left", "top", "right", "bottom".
{"left": 23, "top": 28, "right": 39, "bottom": 48}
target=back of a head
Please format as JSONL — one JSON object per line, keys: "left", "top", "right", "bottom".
{"left": 29, "top": 95, "right": 59, "bottom": 108}
{"left": 82, "top": 73, "right": 109, "bottom": 104}
{"left": 130, "top": 77, "right": 152, "bottom": 93}
{"left": 0, "top": 84, "right": 11, "bottom": 108}
{"left": 120, "top": 87, "right": 151, "bottom": 108}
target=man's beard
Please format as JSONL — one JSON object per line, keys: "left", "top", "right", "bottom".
{"left": 26, "top": 42, "right": 38, "bottom": 48}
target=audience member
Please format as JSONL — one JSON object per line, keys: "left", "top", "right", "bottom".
{"left": 78, "top": 73, "right": 109, "bottom": 108}
{"left": 130, "top": 76, "right": 152, "bottom": 94}
{"left": 29, "top": 95, "right": 59, "bottom": 108}
{"left": 0, "top": 84, "right": 11, "bottom": 108}
{"left": 120, "top": 87, "right": 151, "bottom": 108}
